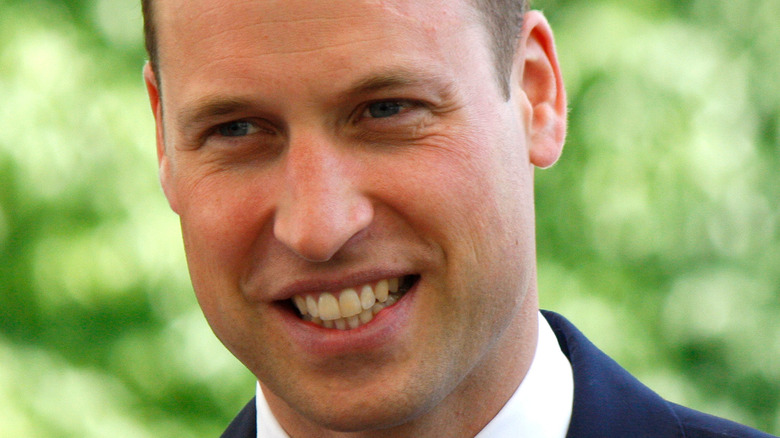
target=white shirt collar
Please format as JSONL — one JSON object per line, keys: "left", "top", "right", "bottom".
{"left": 474, "top": 312, "right": 574, "bottom": 438}
{"left": 255, "top": 312, "right": 574, "bottom": 438}
{"left": 255, "top": 380, "right": 287, "bottom": 438}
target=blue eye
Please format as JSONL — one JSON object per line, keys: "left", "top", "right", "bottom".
{"left": 365, "top": 101, "right": 405, "bottom": 118}
{"left": 218, "top": 121, "right": 257, "bottom": 137}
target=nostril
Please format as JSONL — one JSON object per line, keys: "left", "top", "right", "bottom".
{"left": 272, "top": 195, "right": 374, "bottom": 262}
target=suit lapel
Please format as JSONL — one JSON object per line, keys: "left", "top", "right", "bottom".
{"left": 542, "top": 311, "right": 684, "bottom": 438}
{"left": 221, "top": 397, "right": 257, "bottom": 438}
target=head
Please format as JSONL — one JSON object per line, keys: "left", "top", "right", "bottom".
{"left": 142, "top": 0, "right": 565, "bottom": 435}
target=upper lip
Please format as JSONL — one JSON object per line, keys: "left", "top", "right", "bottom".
{"left": 269, "top": 270, "right": 413, "bottom": 302}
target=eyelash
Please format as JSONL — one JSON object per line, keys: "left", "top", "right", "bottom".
{"left": 216, "top": 120, "right": 259, "bottom": 137}
{"left": 355, "top": 99, "right": 426, "bottom": 124}
{"left": 206, "top": 119, "right": 270, "bottom": 142}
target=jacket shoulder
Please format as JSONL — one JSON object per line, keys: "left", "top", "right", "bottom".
{"left": 672, "top": 403, "right": 777, "bottom": 438}
{"left": 221, "top": 397, "right": 257, "bottom": 438}
{"left": 541, "top": 311, "right": 776, "bottom": 438}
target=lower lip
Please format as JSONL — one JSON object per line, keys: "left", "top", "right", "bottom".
{"left": 276, "top": 281, "right": 419, "bottom": 357}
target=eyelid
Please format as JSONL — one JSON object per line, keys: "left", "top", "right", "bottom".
{"left": 211, "top": 118, "right": 273, "bottom": 137}
{"left": 356, "top": 99, "right": 423, "bottom": 122}
{"left": 188, "top": 119, "right": 269, "bottom": 149}
{"left": 216, "top": 119, "right": 261, "bottom": 137}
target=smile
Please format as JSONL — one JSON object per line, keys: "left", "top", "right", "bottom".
{"left": 291, "top": 275, "right": 418, "bottom": 330}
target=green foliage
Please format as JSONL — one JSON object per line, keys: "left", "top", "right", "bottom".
{"left": 0, "top": 0, "right": 777, "bottom": 435}
{"left": 535, "top": 0, "right": 780, "bottom": 432}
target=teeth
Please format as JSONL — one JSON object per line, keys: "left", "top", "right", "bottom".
{"left": 292, "top": 276, "right": 411, "bottom": 330}
{"left": 375, "top": 279, "right": 389, "bottom": 303}
{"left": 293, "top": 295, "right": 307, "bottom": 315}
{"left": 358, "top": 309, "right": 373, "bottom": 324}
{"left": 371, "top": 302, "right": 385, "bottom": 314}
{"left": 318, "top": 293, "right": 341, "bottom": 321}
{"left": 338, "top": 288, "right": 362, "bottom": 317}
{"left": 306, "top": 295, "right": 319, "bottom": 318}
{"left": 360, "top": 284, "right": 376, "bottom": 309}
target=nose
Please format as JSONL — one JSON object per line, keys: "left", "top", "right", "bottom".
{"left": 272, "top": 135, "right": 374, "bottom": 262}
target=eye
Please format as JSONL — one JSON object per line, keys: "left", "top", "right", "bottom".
{"left": 217, "top": 120, "right": 260, "bottom": 137}
{"left": 362, "top": 101, "right": 410, "bottom": 119}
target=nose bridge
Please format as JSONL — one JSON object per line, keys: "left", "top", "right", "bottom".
{"left": 273, "top": 132, "right": 373, "bottom": 262}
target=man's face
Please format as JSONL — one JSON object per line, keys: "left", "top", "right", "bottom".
{"left": 149, "top": 0, "right": 554, "bottom": 433}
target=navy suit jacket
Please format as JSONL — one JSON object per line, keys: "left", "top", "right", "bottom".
{"left": 221, "top": 311, "right": 775, "bottom": 437}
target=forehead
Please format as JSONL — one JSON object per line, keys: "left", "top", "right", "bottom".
{"left": 152, "top": 0, "right": 485, "bottom": 82}
{"left": 152, "top": 0, "right": 475, "bottom": 36}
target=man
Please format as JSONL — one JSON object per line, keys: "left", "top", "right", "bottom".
{"left": 141, "top": 0, "right": 775, "bottom": 436}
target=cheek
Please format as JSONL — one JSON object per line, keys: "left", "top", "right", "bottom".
{"left": 174, "top": 171, "right": 279, "bottom": 355}
{"left": 389, "top": 129, "right": 537, "bottom": 305}
{"left": 174, "top": 168, "right": 275, "bottom": 286}
{"left": 392, "top": 129, "right": 531, "bottom": 246}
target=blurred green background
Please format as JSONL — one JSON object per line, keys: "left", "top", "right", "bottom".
{"left": 0, "top": 0, "right": 778, "bottom": 436}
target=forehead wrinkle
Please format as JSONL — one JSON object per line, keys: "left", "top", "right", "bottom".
{"left": 193, "top": 16, "right": 387, "bottom": 55}
{"left": 251, "top": 35, "right": 389, "bottom": 58}
{"left": 158, "top": 2, "right": 368, "bottom": 62}
{"left": 249, "top": 13, "right": 372, "bottom": 25}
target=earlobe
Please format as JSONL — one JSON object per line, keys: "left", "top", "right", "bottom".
{"left": 143, "top": 62, "right": 180, "bottom": 213}
{"left": 513, "top": 11, "right": 567, "bottom": 169}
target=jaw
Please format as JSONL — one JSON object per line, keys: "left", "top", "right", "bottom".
{"left": 252, "top": 279, "right": 535, "bottom": 438}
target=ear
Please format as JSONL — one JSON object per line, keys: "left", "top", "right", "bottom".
{"left": 143, "top": 62, "right": 180, "bottom": 213}
{"left": 513, "top": 11, "right": 567, "bottom": 168}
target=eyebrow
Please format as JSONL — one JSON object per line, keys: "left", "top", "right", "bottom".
{"left": 176, "top": 67, "right": 455, "bottom": 130}
{"left": 177, "top": 96, "right": 257, "bottom": 132}
{"left": 345, "top": 67, "right": 454, "bottom": 98}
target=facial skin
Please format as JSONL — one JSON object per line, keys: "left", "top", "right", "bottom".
{"left": 145, "top": 0, "right": 566, "bottom": 436}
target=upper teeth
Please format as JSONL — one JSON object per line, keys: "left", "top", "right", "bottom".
{"left": 292, "top": 277, "right": 400, "bottom": 322}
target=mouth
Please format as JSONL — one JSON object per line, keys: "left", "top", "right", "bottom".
{"left": 289, "top": 275, "right": 419, "bottom": 330}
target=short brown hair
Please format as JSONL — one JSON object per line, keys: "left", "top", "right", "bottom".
{"left": 141, "top": 0, "right": 528, "bottom": 96}
{"left": 141, "top": 0, "right": 156, "bottom": 75}
{"left": 470, "top": 0, "right": 530, "bottom": 96}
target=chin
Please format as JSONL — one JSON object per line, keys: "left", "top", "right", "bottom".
{"left": 280, "top": 379, "right": 442, "bottom": 434}
{"left": 303, "top": 401, "right": 425, "bottom": 434}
